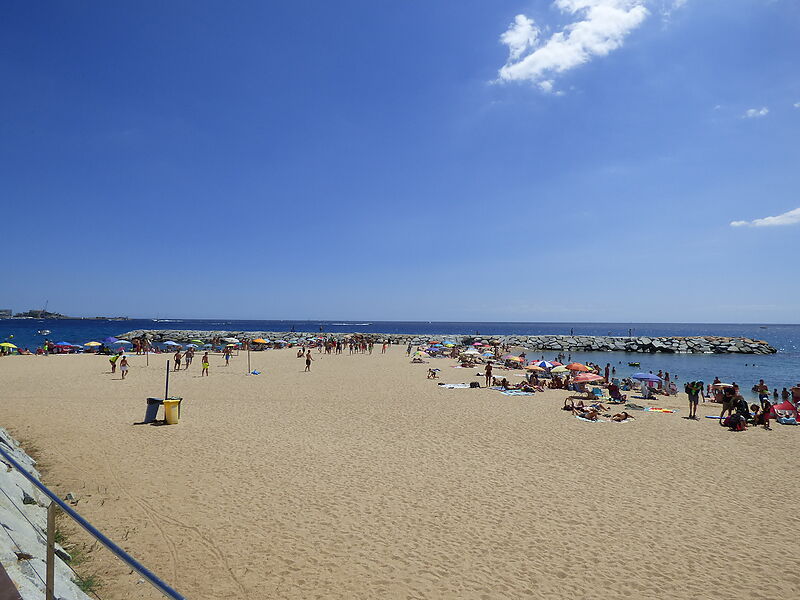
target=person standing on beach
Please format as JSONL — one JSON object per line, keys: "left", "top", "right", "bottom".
{"left": 109, "top": 351, "right": 121, "bottom": 373}
{"left": 224, "top": 347, "right": 231, "bottom": 366}
{"left": 685, "top": 381, "right": 700, "bottom": 419}
{"left": 201, "top": 352, "right": 209, "bottom": 376}
{"left": 174, "top": 350, "right": 182, "bottom": 371}
{"left": 382, "top": 341, "right": 388, "bottom": 354}
{"left": 305, "top": 351, "right": 313, "bottom": 372}
{"left": 485, "top": 362, "right": 493, "bottom": 387}
{"left": 604, "top": 363, "right": 610, "bottom": 383}
{"left": 185, "top": 348, "right": 194, "bottom": 369}
{"left": 406, "top": 343, "right": 412, "bottom": 356}
{"left": 120, "top": 356, "right": 129, "bottom": 380}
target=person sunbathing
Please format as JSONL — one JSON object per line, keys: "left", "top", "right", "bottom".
{"left": 573, "top": 407, "right": 599, "bottom": 421}
{"left": 590, "top": 403, "right": 609, "bottom": 411}
{"left": 611, "top": 412, "right": 634, "bottom": 422}
{"left": 563, "top": 399, "right": 575, "bottom": 411}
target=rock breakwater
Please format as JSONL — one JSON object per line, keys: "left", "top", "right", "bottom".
{"left": 119, "top": 330, "right": 777, "bottom": 355}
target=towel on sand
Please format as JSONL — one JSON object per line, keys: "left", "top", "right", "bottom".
{"left": 437, "top": 383, "right": 471, "bottom": 389}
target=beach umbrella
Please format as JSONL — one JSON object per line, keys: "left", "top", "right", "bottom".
{"left": 551, "top": 361, "right": 563, "bottom": 366}
{"left": 481, "top": 351, "right": 494, "bottom": 357}
{"left": 443, "top": 341, "right": 455, "bottom": 347}
{"left": 711, "top": 382, "right": 734, "bottom": 388}
{"left": 534, "top": 360, "right": 554, "bottom": 368}
{"left": 114, "top": 340, "right": 132, "bottom": 345}
{"left": 163, "top": 341, "right": 182, "bottom": 347}
{"left": 429, "top": 340, "right": 441, "bottom": 345}
{"left": 0, "top": 342, "right": 17, "bottom": 349}
{"left": 103, "top": 337, "right": 118, "bottom": 344}
{"left": 551, "top": 365, "right": 569, "bottom": 373}
{"left": 84, "top": 341, "right": 102, "bottom": 347}
{"left": 464, "top": 349, "right": 480, "bottom": 355}
{"left": 186, "top": 343, "right": 199, "bottom": 348}
{"left": 472, "top": 342, "right": 483, "bottom": 346}
{"left": 222, "top": 337, "right": 240, "bottom": 343}
{"left": 573, "top": 373, "right": 604, "bottom": 383}
{"left": 503, "top": 355, "right": 524, "bottom": 363}
{"left": 55, "top": 341, "right": 72, "bottom": 346}
{"left": 190, "top": 339, "right": 205, "bottom": 344}
{"left": 566, "top": 362, "right": 590, "bottom": 372}
{"left": 252, "top": 338, "right": 268, "bottom": 344}
{"left": 632, "top": 372, "right": 661, "bottom": 382}
{"left": 525, "top": 364, "right": 546, "bottom": 372}
{"left": 412, "top": 351, "right": 430, "bottom": 358}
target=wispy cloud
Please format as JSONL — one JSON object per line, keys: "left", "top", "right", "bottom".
{"left": 794, "top": 102, "right": 800, "bottom": 109}
{"left": 498, "top": 1, "right": 650, "bottom": 91}
{"left": 743, "top": 107, "right": 769, "bottom": 118}
{"left": 731, "top": 207, "right": 800, "bottom": 227}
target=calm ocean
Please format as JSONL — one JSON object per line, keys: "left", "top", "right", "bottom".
{"left": 2, "top": 319, "right": 798, "bottom": 395}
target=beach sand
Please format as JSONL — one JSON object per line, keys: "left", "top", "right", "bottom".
{"left": 1, "top": 349, "right": 798, "bottom": 599}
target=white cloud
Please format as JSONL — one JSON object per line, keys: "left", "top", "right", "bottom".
{"left": 742, "top": 107, "right": 769, "bottom": 118}
{"left": 501, "top": 15, "right": 539, "bottom": 61}
{"left": 794, "top": 102, "right": 800, "bottom": 109}
{"left": 731, "top": 207, "right": 800, "bottom": 227}
{"left": 498, "top": 1, "right": 650, "bottom": 88}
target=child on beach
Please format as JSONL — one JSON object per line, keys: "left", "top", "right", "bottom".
{"left": 201, "top": 352, "right": 209, "bottom": 376}
{"left": 120, "top": 356, "right": 129, "bottom": 379}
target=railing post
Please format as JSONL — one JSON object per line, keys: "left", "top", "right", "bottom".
{"left": 46, "top": 502, "right": 56, "bottom": 600}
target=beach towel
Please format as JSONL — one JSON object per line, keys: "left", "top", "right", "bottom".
{"left": 644, "top": 407, "right": 677, "bottom": 413}
{"left": 501, "top": 390, "right": 535, "bottom": 396}
{"left": 625, "top": 403, "right": 646, "bottom": 411}
{"left": 437, "top": 383, "right": 471, "bottom": 389}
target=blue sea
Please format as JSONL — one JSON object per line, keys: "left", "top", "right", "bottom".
{"left": 2, "top": 319, "right": 799, "bottom": 396}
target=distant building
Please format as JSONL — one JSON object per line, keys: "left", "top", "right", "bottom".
{"left": 0, "top": 309, "right": 11, "bottom": 318}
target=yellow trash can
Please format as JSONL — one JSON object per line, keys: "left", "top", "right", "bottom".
{"left": 163, "top": 399, "right": 181, "bottom": 425}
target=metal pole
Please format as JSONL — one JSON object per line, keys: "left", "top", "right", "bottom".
{"left": 165, "top": 360, "right": 170, "bottom": 400}
{"left": 46, "top": 502, "right": 56, "bottom": 600}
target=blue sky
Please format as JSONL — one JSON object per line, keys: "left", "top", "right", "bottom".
{"left": 1, "top": 1, "right": 798, "bottom": 322}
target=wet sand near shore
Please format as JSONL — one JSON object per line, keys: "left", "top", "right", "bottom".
{"left": 1, "top": 349, "right": 798, "bottom": 599}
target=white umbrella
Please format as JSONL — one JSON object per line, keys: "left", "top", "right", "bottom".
{"left": 222, "top": 337, "right": 240, "bottom": 343}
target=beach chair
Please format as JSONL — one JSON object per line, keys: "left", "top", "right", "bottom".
{"left": 591, "top": 387, "right": 609, "bottom": 400}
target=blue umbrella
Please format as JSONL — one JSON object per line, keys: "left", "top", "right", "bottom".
{"left": 632, "top": 372, "right": 661, "bottom": 382}
{"left": 163, "top": 341, "right": 182, "bottom": 347}
{"left": 103, "top": 336, "right": 118, "bottom": 344}
{"left": 186, "top": 343, "right": 199, "bottom": 348}
{"left": 114, "top": 340, "right": 132, "bottom": 345}
{"left": 55, "top": 341, "right": 72, "bottom": 346}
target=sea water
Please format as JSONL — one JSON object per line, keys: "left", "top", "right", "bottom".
{"left": 2, "top": 319, "right": 798, "bottom": 394}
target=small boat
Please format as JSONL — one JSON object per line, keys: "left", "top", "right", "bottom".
{"left": 37, "top": 329, "right": 51, "bottom": 335}
{"left": 628, "top": 362, "right": 640, "bottom": 367}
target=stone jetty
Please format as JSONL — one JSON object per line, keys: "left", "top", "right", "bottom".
{"left": 118, "top": 330, "right": 777, "bottom": 355}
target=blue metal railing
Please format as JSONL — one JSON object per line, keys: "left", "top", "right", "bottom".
{"left": 0, "top": 444, "right": 186, "bottom": 600}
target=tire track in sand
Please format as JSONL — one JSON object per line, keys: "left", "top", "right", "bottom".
{"left": 102, "top": 452, "right": 181, "bottom": 586}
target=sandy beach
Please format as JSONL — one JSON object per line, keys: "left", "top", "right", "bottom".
{"left": 1, "top": 348, "right": 798, "bottom": 599}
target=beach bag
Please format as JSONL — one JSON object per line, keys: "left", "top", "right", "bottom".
{"left": 470, "top": 381, "right": 480, "bottom": 388}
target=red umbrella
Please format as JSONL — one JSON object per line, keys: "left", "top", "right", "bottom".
{"left": 573, "top": 373, "right": 604, "bottom": 383}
